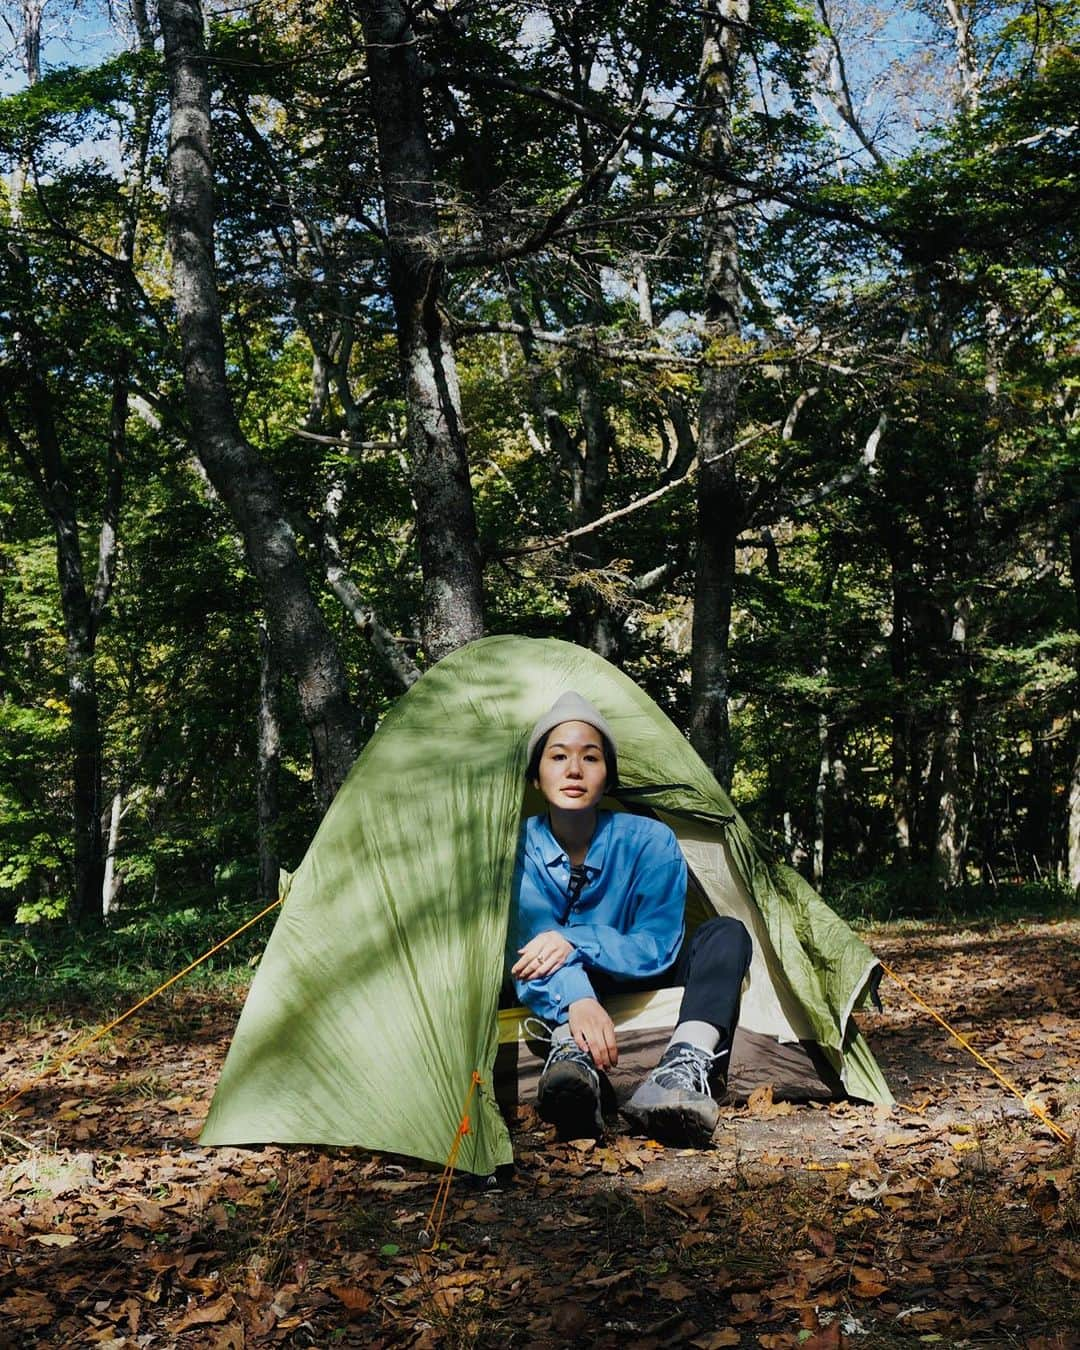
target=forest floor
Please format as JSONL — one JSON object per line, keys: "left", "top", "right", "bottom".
{"left": 0, "top": 916, "right": 1077, "bottom": 1349}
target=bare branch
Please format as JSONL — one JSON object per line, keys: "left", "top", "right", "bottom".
{"left": 446, "top": 102, "right": 647, "bottom": 270}
{"left": 450, "top": 69, "right": 899, "bottom": 241}
{"left": 290, "top": 427, "right": 396, "bottom": 452}
{"left": 814, "top": 0, "right": 888, "bottom": 169}
{"left": 455, "top": 319, "right": 698, "bottom": 367}
{"left": 782, "top": 385, "right": 821, "bottom": 440}
{"left": 500, "top": 424, "right": 774, "bottom": 558}
{"left": 297, "top": 485, "right": 421, "bottom": 690}
{"left": 785, "top": 410, "right": 887, "bottom": 515}
{"left": 629, "top": 558, "right": 682, "bottom": 593}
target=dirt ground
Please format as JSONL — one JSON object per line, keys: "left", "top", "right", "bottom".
{"left": 1, "top": 918, "right": 1076, "bottom": 1348}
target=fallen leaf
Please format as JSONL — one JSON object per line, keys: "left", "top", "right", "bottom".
{"left": 169, "top": 1294, "right": 234, "bottom": 1331}
{"left": 656, "top": 1278, "right": 694, "bottom": 1302}
{"left": 0, "top": 1292, "right": 56, "bottom": 1327}
{"left": 29, "top": 1233, "right": 79, "bottom": 1247}
{"left": 329, "top": 1284, "right": 374, "bottom": 1314}
{"left": 747, "top": 1084, "right": 776, "bottom": 1116}
{"left": 800, "top": 1325, "right": 841, "bottom": 1349}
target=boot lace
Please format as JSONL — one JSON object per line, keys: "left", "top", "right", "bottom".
{"left": 525, "top": 1018, "right": 599, "bottom": 1086}
{"left": 653, "top": 1043, "right": 721, "bottom": 1095}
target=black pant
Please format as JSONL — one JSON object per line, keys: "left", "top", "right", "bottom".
{"left": 591, "top": 916, "right": 753, "bottom": 1054}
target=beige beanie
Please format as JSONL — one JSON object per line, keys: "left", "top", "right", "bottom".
{"left": 526, "top": 690, "right": 617, "bottom": 763}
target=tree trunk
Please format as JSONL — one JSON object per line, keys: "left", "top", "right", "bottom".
{"left": 1068, "top": 729, "right": 1080, "bottom": 895}
{"left": 1, "top": 355, "right": 108, "bottom": 928}
{"left": 1027, "top": 727, "right": 1052, "bottom": 875}
{"left": 356, "top": 0, "right": 484, "bottom": 661}
{"left": 160, "top": 0, "right": 357, "bottom": 805}
{"left": 256, "top": 622, "right": 281, "bottom": 906}
{"left": 1, "top": 0, "right": 115, "bottom": 922}
{"left": 813, "top": 701, "right": 829, "bottom": 889}
{"left": 568, "top": 356, "right": 619, "bottom": 658}
{"left": 812, "top": 572, "right": 837, "bottom": 887}
{"left": 932, "top": 680, "right": 969, "bottom": 889}
{"left": 688, "top": 0, "right": 748, "bottom": 790}
{"left": 1067, "top": 435, "right": 1080, "bottom": 892}
{"left": 102, "top": 789, "right": 123, "bottom": 917}
{"left": 942, "top": 0, "right": 981, "bottom": 112}
{"left": 889, "top": 547, "right": 913, "bottom": 863}
{"left": 927, "top": 18, "right": 988, "bottom": 888}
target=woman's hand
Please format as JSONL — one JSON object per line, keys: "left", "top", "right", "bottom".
{"left": 568, "top": 997, "right": 618, "bottom": 1070}
{"left": 511, "top": 931, "right": 575, "bottom": 981}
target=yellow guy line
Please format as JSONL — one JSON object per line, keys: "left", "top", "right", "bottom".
{"left": 423, "top": 1070, "right": 483, "bottom": 1249}
{"left": 879, "top": 961, "right": 1072, "bottom": 1147}
{"left": 0, "top": 897, "right": 283, "bottom": 1117}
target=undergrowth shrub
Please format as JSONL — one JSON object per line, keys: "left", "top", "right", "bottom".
{"left": 0, "top": 902, "right": 271, "bottom": 1013}
{"left": 825, "top": 867, "right": 1077, "bottom": 926}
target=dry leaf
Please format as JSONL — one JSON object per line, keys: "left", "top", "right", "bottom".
{"left": 0, "top": 1292, "right": 56, "bottom": 1327}
{"left": 746, "top": 1084, "right": 776, "bottom": 1116}
{"left": 169, "top": 1294, "right": 234, "bottom": 1331}
{"left": 329, "top": 1283, "right": 374, "bottom": 1314}
{"left": 656, "top": 1277, "right": 694, "bottom": 1302}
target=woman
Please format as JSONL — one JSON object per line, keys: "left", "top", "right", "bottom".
{"left": 510, "top": 691, "right": 752, "bottom": 1146}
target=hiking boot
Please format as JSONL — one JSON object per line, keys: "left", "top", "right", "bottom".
{"left": 537, "top": 1039, "right": 603, "bottom": 1140}
{"left": 622, "top": 1041, "right": 722, "bottom": 1147}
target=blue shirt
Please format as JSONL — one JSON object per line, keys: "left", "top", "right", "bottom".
{"left": 510, "top": 810, "right": 687, "bottom": 1022}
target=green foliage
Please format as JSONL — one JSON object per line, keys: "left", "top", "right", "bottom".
{"left": 1, "top": 0, "right": 1076, "bottom": 934}
{"left": 0, "top": 901, "right": 272, "bottom": 1013}
{"left": 829, "top": 867, "right": 1078, "bottom": 927}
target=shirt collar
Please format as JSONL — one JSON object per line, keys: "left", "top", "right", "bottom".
{"left": 535, "top": 810, "right": 612, "bottom": 874}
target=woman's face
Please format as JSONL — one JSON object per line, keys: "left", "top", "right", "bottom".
{"left": 534, "top": 720, "right": 608, "bottom": 812}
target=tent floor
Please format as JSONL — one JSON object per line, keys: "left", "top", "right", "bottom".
{"left": 494, "top": 1024, "right": 845, "bottom": 1115}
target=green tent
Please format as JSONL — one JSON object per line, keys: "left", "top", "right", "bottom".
{"left": 201, "top": 636, "right": 890, "bottom": 1174}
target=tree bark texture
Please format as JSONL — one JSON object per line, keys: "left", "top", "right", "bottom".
{"left": 568, "top": 357, "right": 619, "bottom": 658}
{"left": 161, "top": 0, "right": 357, "bottom": 805}
{"left": 256, "top": 622, "right": 282, "bottom": 906}
{"left": 355, "top": 0, "right": 484, "bottom": 662}
{"left": 102, "top": 789, "right": 123, "bottom": 917}
{"left": 889, "top": 546, "right": 913, "bottom": 863}
{"left": 932, "top": 679, "right": 969, "bottom": 889}
{"left": 689, "top": 0, "right": 748, "bottom": 790}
